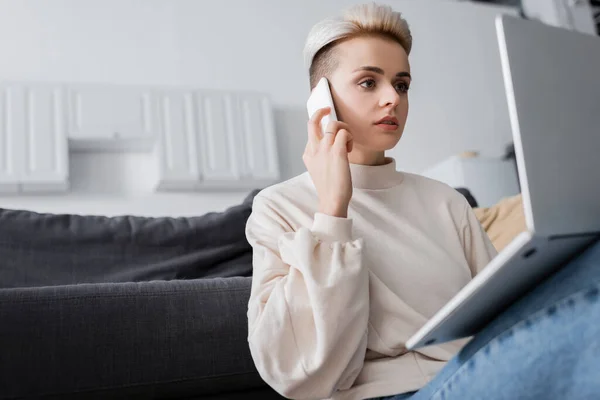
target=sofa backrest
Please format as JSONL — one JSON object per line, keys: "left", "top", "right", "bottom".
{"left": 0, "top": 190, "right": 260, "bottom": 289}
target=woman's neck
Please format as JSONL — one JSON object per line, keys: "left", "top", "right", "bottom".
{"left": 348, "top": 147, "right": 387, "bottom": 166}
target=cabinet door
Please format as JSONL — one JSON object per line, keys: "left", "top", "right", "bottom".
{"left": 19, "top": 84, "right": 69, "bottom": 192}
{"left": 193, "top": 91, "right": 280, "bottom": 189}
{"left": 67, "top": 85, "right": 158, "bottom": 151}
{"left": 195, "top": 92, "right": 240, "bottom": 183}
{"left": 237, "top": 94, "right": 280, "bottom": 181}
{"left": 0, "top": 84, "right": 22, "bottom": 192}
{"left": 155, "top": 91, "right": 200, "bottom": 191}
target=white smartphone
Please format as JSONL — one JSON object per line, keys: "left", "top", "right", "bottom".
{"left": 306, "top": 77, "right": 339, "bottom": 135}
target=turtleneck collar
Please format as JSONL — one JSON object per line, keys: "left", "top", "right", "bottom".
{"left": 349, "top": 157, "right": 404, "bottom": 190}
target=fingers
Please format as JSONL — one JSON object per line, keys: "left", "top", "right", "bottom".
{"left": 308, "top": 107, "right": 331, "bottom": 149}
{"left": 307, "top": 108, "right": 353, "bottom": 155}
{"left": 322, "top": 120, "right": 351, "bottom": 147}
{"left": 333, "top": 129, "right": 353, "bottom": 154}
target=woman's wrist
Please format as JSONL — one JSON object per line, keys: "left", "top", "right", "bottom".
{"left": 319, "top": 203, "right": 349, "bottom": 218}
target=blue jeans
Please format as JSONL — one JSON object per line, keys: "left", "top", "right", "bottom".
{"left": 373, "top": 239, "right": 600, "bottom": 400}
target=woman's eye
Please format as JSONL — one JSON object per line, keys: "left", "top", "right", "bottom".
{"left": 395, "top": 82, "right": 409, "bottom": 93}
{"left": 359, "top": 79, "right": 376, "bottom": 89}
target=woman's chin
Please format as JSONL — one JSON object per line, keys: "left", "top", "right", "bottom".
{"left": 356, "top": 136, "right": 403, "bottom": 152}
{"left": 368, "top": 131, "right": 403, "bottom": 150}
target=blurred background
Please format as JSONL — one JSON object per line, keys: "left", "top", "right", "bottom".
{"left": 0, "top": 0, "right": 597, "bottom": 216}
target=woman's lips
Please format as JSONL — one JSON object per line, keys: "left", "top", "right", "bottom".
{"left": 375, "top": 122, "right": 399, "bottom": 131}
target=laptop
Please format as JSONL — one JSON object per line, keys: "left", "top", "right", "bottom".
{"left": 406, "top": 15, "right": 600, "bottom": 350}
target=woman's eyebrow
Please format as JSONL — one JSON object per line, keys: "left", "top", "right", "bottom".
{"left": 352, "top": 66, "right": 411, "bottom": 79}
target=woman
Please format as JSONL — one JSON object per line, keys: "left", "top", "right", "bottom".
{"left": 245, "top": 3, "right": 600, "bottom": 400}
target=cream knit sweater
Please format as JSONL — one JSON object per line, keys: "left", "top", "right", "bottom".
{"left": 245, "top": 158, "right": 497, "bottom": 400}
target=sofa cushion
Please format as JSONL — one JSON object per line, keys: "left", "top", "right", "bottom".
{"left": 0, "top": 277, "right": 282, "bottom": 399}
{"left": 474, "top": 194, "right": 526, "bottom": 252}
{"left": 0, "top": 190, "right": 260, "bottom": 289}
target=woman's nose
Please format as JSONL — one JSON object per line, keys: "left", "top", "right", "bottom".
{"left": 379, "top": 85, "right": 401, "bottom": 108}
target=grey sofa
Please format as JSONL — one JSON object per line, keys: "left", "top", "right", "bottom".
{"left": 0, "top": 190, "right": 283, "bottom": 399}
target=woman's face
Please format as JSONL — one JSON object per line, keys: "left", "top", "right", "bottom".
{"left": 328, "top": 35, "right": 411, "bottom": 158}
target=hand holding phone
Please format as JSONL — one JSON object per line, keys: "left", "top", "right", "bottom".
{"left": 304, "top": 77, "right": 354, "bottom": 218}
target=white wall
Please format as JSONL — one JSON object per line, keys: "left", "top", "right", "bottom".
{"left": 0, "top": 0, "right": 517, "bottom": 216}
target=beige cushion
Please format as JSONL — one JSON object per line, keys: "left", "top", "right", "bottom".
{"left": 474, "top": 194, "right": 526, "bottom": 252}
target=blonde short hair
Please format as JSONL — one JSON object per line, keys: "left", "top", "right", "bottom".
{"left": 303, "top": 3, "right": 412, "bottom": 89}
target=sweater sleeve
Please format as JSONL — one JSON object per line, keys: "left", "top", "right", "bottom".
{"left": 460, "top": 201, "right": 499, "bottom": 277}
{"left": 245, "top": 195, "right": 369, "bottom": 400}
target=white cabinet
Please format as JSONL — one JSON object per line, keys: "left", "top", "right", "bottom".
{"left": 155, "top": 91, "right": 200, "bottom": 191}
{"left": 156, "top": 90, "right": 280, "bottom": 191}
{"left": 236, "top": 93, "right": 279, "bottom": 181}
{"left": 194, "top": 91, "right": 280, "bottom": 189}
{"left": 0, "top": 85, "right": 22, "bottom": 193}
{"left": 0, "top": 83, "right": 68, "bottom": 193}
{"left": 0, "top": 81, "right": 280, "bottom": 194}
{"left": 67, "top": 85, "right": 158, "bottom": 151}
{"left": 196, "top": 92, "right": 240, "bottom": 183}
{"left": 20, "top": 85, "right": 69, "bottom": 192}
